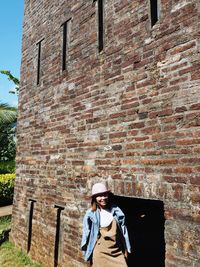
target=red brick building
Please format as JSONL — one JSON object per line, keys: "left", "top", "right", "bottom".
{"left": 11, "top": 1, "right": 200, "bottom": 266}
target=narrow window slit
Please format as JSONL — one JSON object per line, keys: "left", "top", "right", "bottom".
{"left": 98, "top": 0, "right": 104, "bottom": 52}
{"left": 61, "top": 19, "right": 71, "bottom": 71}
{"left": 27, "top": 199, "right": 36, "bottom": 253}
{"left": 54, "top": 205, "right": 65, "bottom": 267}
{"left": 150, "top": 0, "right": 159, "bottom": 27}
{"left": 36, "top": 39, "right": 44, "bottom": 85}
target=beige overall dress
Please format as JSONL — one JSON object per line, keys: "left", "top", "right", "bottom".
{"left": 92, "top": 219, "right": 128, "bottom": 267}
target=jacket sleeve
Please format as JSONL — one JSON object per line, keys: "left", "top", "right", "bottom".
{"left": 81, "top": 211, "right": 91, "bottom": 252}
{"left": 115, "top": 207, "right": 131, "bottom": 253}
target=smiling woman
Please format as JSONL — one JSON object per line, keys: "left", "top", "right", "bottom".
{"left": 81, "top": 182, "right": 131, "bottom": 267}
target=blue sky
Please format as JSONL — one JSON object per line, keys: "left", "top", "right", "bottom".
{"left": 0, "top": 1, "right": 24, "bottom": 107}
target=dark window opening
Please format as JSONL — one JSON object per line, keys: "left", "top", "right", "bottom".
{"left": 36, "top": 39, "right": 44, "bottom": 85}
{"left": 150, "top": 0, "right": 159, "bottom": 27}
{"left": 113, "top": 195, "right": 165, "bottom": 267}
{"left": 98, "top": 0, "right": 104, "bottom": 52}
{"left": 27, "top": 199, "right": 36, "bottom": 253}
{"left": 54, "top": 205, "right": 65, "bottom": 267}
{"left": 61, "top": 19, "right": 71, "bottom": 71}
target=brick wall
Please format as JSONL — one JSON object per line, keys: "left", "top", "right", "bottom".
{"left": 11, "top": 0, "right": 200, "bottom": 266}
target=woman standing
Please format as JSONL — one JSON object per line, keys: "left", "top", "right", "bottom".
{"left": 81, "top": 182, "right": 131, "bottom": 266}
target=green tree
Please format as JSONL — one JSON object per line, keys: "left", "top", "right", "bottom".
{"left": 0, "top": 71, "right": 18, "bottom": 173}
{"left": 0, "top": 103, "right": 17, "bottom": 125}
{"left": 0, "top": 103, "right": 17, "bottom": 170}
{"left": 0, "top": 70, "right": 19, "bottom": 95}
{"left": 0, "top": 103, "right": 17, "bottom": 160}
{"left": 0, "top": 121, "right": 16, "bottom": 162}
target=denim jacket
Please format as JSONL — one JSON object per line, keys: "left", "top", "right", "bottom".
{"left": 81, "top": 204, "right": 131, "bottom": 262}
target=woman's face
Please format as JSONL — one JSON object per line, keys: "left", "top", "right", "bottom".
{"left": 96, "top": 192, "right": 109, "bottom": 209}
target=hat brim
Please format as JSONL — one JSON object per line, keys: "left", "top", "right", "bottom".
{"left": 91, "top": 190, "right": 111, "bottom": 197}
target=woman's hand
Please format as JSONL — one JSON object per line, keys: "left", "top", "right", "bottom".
{"left": 124, "top": 250, "right": 128, "bottom": 259}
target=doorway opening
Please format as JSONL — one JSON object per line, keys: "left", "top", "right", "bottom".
{"left": 113, "top": 195, "right": 165, "bottom": 267}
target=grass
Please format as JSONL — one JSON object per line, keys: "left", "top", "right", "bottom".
{"left": 0, "top": 216, "right": 43, "bottom": 267}
{"left": 0, "top": 241, "right": 43, "bottom": 267}
{"left": 0, "top": 215, "right": 11, "bottom": 234}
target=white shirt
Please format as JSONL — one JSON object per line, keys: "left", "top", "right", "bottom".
{"left": 100, "top": 208, "right": 114, "bottom": 227}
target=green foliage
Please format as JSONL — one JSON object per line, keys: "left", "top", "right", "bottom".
{"left": 0, "top": 161, "right": 15, "bottom": 174}
{"left": 0, "top": 216, "right": 11, "bottom": 245}
{"left": 0, "top": 216, "right": 11, "bottom": 233}
{"left": 0, "top": 102, "right": 17, "bottom": 125}
{"left": 0, "top": 71, "right": 18, "bottom": 165}
{"left": 0, "top": 174, "right": 15, "bottom": 205}
{"left": 0, "top": 121, "right": 16, "bottom": 162}
{"left": 0, "top": 103, "right": 17, "bottom": 163}
{"left": 0, "top": 70, "right": 19, "bottom": 95}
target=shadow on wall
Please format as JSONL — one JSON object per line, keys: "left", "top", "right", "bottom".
{"left": 113, "top": 195, "right": 165, "bottom": 267}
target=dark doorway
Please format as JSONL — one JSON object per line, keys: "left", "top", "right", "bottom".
{"left": 113, "top": 195, "right": 165, "bottom": 267}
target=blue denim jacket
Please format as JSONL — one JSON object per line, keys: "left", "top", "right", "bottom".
{"left": 81, "top": 204, "right": 131, "bottom": 262}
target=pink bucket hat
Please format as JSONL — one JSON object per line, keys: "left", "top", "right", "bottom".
{"left": 91, "top": 182, "right": 110, "bottom": 197}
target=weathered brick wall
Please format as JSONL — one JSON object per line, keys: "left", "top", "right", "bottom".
{"left": 11, "top": 0, "right": 200, "bottom": 266}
